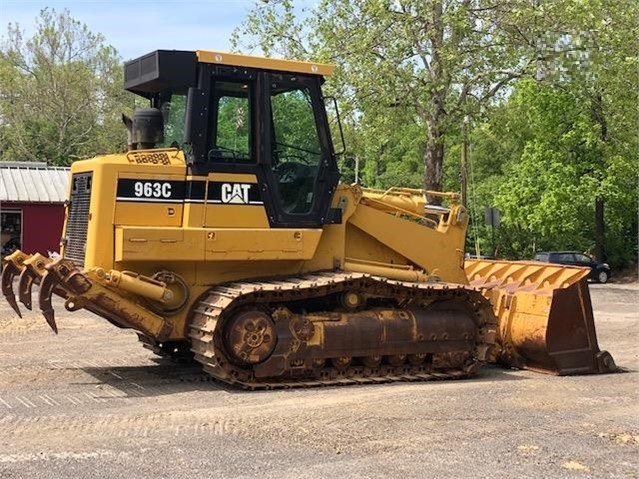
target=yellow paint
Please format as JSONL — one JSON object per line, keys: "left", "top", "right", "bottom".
{"left": 204, "top": 229, "right": 322, "bottom": 261}
{"left": 66, "top": 151, "right": 187, "bottom": 269}
{"left": 115, "top": 226, "right": 322, "bottom": 262}
{"left": 204, "top": 205, "right": 270, "bottom": 228}
{"left": 197, "top": 50, "right": 334, "bottom": 76}
{"left": 207, "top": 172, "right": 259, "bottom": 183}
{"left": 347, "top": 202, "right": 468, "bottom": 284}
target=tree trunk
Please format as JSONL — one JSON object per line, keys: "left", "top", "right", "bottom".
{"left": 423, "top": 1, "right": 446, "bottom": 204}
{"left": 424, "top": 119, "right": 445, "bottom": 203}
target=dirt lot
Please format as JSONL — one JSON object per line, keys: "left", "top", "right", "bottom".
{"left": 0, "top": 283, "right": 637, "bottom": 479}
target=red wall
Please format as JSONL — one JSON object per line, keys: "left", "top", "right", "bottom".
{"left": 3, "top": 202, "right": 65, "bottom": 255}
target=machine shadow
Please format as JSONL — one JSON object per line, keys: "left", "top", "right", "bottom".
{"left": 79, "top": 361, "right": 530, "bottom": 398}
{"left": 469, "top": 364, "right": 531, "bottom": 382}
{"left": 78, "top": 360, "right": 243, "bottom": 396}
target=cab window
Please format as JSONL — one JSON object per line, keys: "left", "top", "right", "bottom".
{"left": 209, "top": 81, "right": 252, "bottom": 162}
{"left": 158, "top": 93, "right": 187, "bottom": 148}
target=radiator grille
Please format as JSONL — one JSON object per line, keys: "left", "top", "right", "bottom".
{"left": 64, "top": 172, "right": 92, "bottom": 267}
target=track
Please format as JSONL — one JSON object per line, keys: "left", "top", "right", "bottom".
{"left": 188, "top": 272, "right": 497, "bottom": 389}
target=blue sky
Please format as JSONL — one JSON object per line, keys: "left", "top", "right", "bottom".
{"left": 0, "top": 0, "right": 263, "bottom": 61}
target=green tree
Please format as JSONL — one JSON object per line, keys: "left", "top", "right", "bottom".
{"left": 494, "top": 81, "right": 636, "bottom": 266}
{"left": 468, "top": 0, "right": 638, "bottom": 267}
{"left": 0, "top": 8, "right": 130, "bottom": 165}
{"left": 576, "top": 0, "right": 639, "bottom": 264}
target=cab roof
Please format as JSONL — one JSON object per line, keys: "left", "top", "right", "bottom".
{"left": 197, "top": 50, "right": 334, "bottom": 77}
{"left": 124, "top": 49, "right": 333, "bottom": 97}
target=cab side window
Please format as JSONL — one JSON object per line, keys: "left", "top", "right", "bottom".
{"left": 209, "top": 80, "right": 252, "bottom": 162}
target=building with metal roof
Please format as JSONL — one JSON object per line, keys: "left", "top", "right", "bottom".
{"left": 0, "top": 162, "right": 69, "bottom": 203}
{"left": 1, "top": 162, "right": 70, "bottom": 258}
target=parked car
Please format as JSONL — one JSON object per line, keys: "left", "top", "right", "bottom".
{"left": 533, "top": 251, "right": 611, "bottom": 283}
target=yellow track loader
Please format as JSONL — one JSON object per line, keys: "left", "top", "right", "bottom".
{"left": 1, "top": 50, "right": 616, "bottom": 388}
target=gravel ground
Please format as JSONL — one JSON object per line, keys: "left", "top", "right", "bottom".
{"left": 0, "top": 282, "right": 637, "bottom": 479}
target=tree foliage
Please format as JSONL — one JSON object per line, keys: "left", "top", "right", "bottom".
{"left": 234, "top": 0, "right": 594, "bottom": 194}
{"left": 468, "top": 77, "right": 638, "bottom": 268}
{"left": 467, "top": 0, "right": 639, "bottom": 267}
{"left": 0, "top": 8, "right": 130, "bottom": 165}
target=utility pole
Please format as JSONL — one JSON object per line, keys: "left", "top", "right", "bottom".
{"left": 460, "top": 115, "right": 480, "bottom": 257}
{"left": 460, "top": 116, "right": 470, "bottom": 208}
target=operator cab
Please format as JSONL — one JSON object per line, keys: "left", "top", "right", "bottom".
{"left": 123, "top": 50, "right": 341, "bottom": 228}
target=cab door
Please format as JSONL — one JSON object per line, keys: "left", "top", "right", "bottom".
{"left": 260, "top": 72, "right": 340, "bottom": 228}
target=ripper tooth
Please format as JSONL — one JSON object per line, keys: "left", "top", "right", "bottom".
{"left": 18, "top": 267, "right": 37, "bottom": 310}
{"left": 1, "top": 260, "right": 22, "bottom": 318}
{"left": 37, "top": 258, "right": 91, "bottom": 335}
{"left": 38, "top": 271, "right": 60, "bottom": 334}
{"left": 1, "top": 250, "right": 32, "bottom": 318}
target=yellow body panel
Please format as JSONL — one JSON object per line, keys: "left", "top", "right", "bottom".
{"left": 115, "top": 227, "right": 322, "bottom": 262}
{"left": 115, "top": 202, "right": 183, "bottom": 227}
{"left": 204, "top": 173, "right": 269, "bottom": 228}
{"left": 204, "top": 206, "right": 270, "bottom": 228}
{"left": 346, "top": 203, "right": 468, "bottom": 284}
{"left": 204, "top": 229, "right": 322, "bottom": 261}
{"left": 114, "top": 168, "right": 185, "bottom": 227}
{"left": 64, "top": 149, "right": 187, "bottom": 270}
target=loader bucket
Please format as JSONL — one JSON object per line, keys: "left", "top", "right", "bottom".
{"left": 465, "top": 259, "right": 617, "bottom": 375}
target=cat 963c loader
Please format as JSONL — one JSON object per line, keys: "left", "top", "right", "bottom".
{"left": 1, "top": 50, "right": 617, "bottom": 389}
